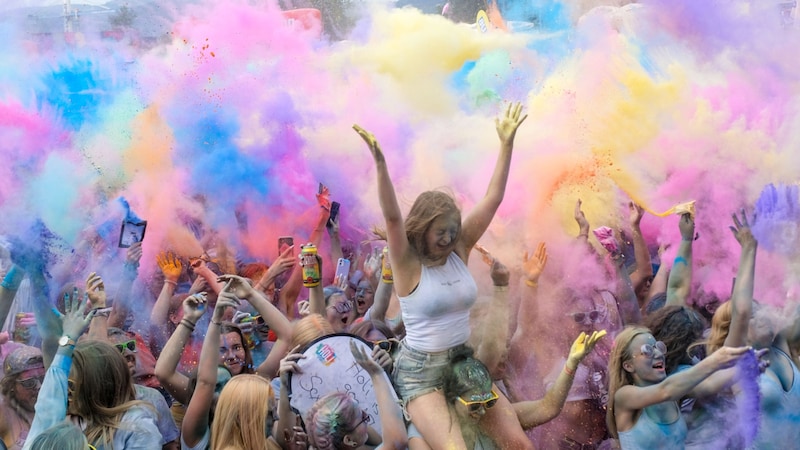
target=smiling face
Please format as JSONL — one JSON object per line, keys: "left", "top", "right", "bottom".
{"left": 325, "top": 292, "right": 355, "bottom": 332}
{"left": 219, "top": 332, "right": 247, "bottom": 375}
{"left": 623, "top": 333, "right": 667, "bottom": 385}
{"left": 423, "top": 213, "right": 460, "bottom": 262}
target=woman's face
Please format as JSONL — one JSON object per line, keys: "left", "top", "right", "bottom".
{"left": 624, "top": 333, "right": 667, "bottom": 385}
{"left": 423, "top": 213, "right": 460, "bottom": 260}
{"left": 564, "top": 291, "right": 609, "bottom": 335}
{"left": 219, "top": 332, "right": 247, "bottom": 375}
{"left": 326, "top": 293, "right": 355, "bottom": 332}
{"left": 354, "top": 280, "right": 375, "bottom": 316}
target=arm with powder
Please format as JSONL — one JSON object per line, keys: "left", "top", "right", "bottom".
{"left": 666, "top": 214, "right": 694, "bottom": 307}
{"left": 471, "top": 258, "right": 511, "bottom": 377}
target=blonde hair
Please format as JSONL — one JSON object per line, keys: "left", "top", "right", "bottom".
{"left": 210, "top": 374, "right": 277, "bottom": 450}
{"left": 291, "top": 314, "right": 334, "bottom": 350}
{"left": 706, "top": 301, "right": 732, "bottom": 355}
{"left": 606, "top": 326, "right": 651, "bottom": 439}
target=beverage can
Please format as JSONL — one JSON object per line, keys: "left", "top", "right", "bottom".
{"left": 381, "top": 246, "right": 393, "bottom": 284}
{"left": 13, "top": 313, "right": 29, "bottom": 343}
{"left": 300, "top": 243, "right": 321, "bottom": 287}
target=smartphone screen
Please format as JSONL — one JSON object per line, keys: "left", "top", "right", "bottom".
{"left": 335, "top": 258, "right": 351, "bottom": 285}
{"left": 118, "top": 220, "right": 147, "bottom": 248}
{"left": 327, "top": 201, "right": 340, "bottom": 228}
{"left": 278, "top": 236, "right": 294, "bottom": 254}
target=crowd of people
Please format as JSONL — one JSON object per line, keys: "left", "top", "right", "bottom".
{"left": 0, "top": 103, "right": 798, "bottom": 450}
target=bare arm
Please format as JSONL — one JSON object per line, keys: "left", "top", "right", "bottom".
{"left": 472, "top": 259, "right": 511, "bottom": 377}
{"left": 613, "top": 255, "right": 642, "bottom": 326}
{"left": 666, "top": 214, "right": 694, "bottom": 307}
{"left": 108, "top": 242, "right": 142, "bottom": 329}
{"left": 0, "top": 266, "right": 25, "bottom": 330}
{"left": 461, "top": 103, "right": 526, "bottom": 251}
{"left": 628, "top": 202, "right": 653, "bottom": 307}
{"left": 725, "top": 210, "right": 757, "bottom": 348}
{"left": 515, "top": 331, "right": 606, "bottom": 428}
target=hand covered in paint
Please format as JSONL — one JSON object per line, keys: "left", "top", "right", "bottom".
{"left": 755, "top": 348, "right": 770, "bottom": 374}
{"left": 707, "top": 345, "right": 752, "bottom": 371}
{"left": 182, "top": 292, "right": 208, "bottom": 323}
{"left": 353, "top": 125, "right": 385, "bottom": 165}
{"left": 495, "top": 102, "right": 527, "bottom": 146}
{"left": 490, "top": 258, "right": 509, "bottom": 287}
{"left": 574, "top": 199, "right": 590, "bottom": 236}
{"left": 363, "top": 247, "right": 381, "bottom": 284}
{"left": 85, "top": 272, "right": 106, "bottom": 309}
{"left": 157, "top": 251, "right": 182, "bottom": 283}
{"left": 729, "top": 209, "right": 756, "bottom": 249}
{"left": 58, "top": 290, "right": 95, "bottom": 340}
{"left": 629, "top": 202, "right": 645, "bottom": 227}
{"left": 567, "top": 330, "right": 607, "bottom": 367}
{"left": 351, "top": 340, "right": 383, "bottom": 377}
{"left": 679, "top": 213, "right": 696, "bottom": 242}
{"left": 371, "top": 345, "right": 393, "bottom": 372}
{"left": 188, "top": 276, "right": 208, "bottom": 295}
{"left": 522, "top": 242, "right": 547, "bottom": 284}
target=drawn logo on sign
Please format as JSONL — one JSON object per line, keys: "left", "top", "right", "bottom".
{"left": 315, "top": 343, "right": 336, "bottom": 366}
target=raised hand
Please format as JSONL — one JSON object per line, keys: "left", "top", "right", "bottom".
{"left": 57, "top": 291, "right": 95, "bottom": 340}
{"left": 353, "top": 125, "right": 385, "bottom": 164}
{"left": 157, "top": 251, "right": 183, "bottom": 283}
{"left": 363, "top": 247, "right": 382, "bottom": 283}
{"left": 182, "top": 293, "right": 208, "bottom": 323}
{"left": 522, "top": 242, "right": 547, "bottom": 284}
{"left": 730, "top": 209, "right": 756, "bottom": 249}
{"left": 279, "top": 348, "right": 306, "bottom": 385}
{"left": 85, "top": 272, "right": 107, "bottom": 309}
{"left": 490, "top": 258, "right": 510, "bottom": 287}
{"left": 316, "top": 184, "right": 331, "bottom": 210}
{"left": 283, "top": 415, "right": 309, "bottom": 450}
{"left": 126, "top": 241, "right": 143, "bottom": 266}
{"left": 567, "top": 330, "right": 608, "bottom": 365}
{"left": 710, "top": 345, "right": 752, "bottom": 370}
{"left": 495, "top": 102, "right": 527, "bottom": 146}
{"left": 263, "top": 246, "right": 296, "bottom": 287}
{"left": 371, "top": 345, "right": 393, "bottom": 372}
{"left": 629, "top": 202, "right": 645, "bottom": 227}
{"left": 214, "top": 281, "right": 242, "bottom": 323}
{"left": 351, "top": 340, "right": 383, "bottom": 376}
{"left": 679, "top": 213, "right": 696, "bottom": 242}
{"left": 574, "top": 199, "right": 590, "bottom": 236}
{"left": 217, "top": 274, "right": 256, "bottom": 301}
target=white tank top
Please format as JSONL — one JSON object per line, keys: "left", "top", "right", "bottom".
{"left": 400, "top": 253, "right": 478, "bottom": 352}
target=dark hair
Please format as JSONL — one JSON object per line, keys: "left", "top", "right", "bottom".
{"left": 442, "top": 347, "right": 479, "bottom": 404}
{"left": 643, "top": 306, "right": 705, "bottom": 374}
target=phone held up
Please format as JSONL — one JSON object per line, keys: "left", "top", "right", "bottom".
{"left": 118, "top": 219, "right": 147, "bottom": 248}
{"left": 335, "top": 257, "right": 351, "bottom": 286}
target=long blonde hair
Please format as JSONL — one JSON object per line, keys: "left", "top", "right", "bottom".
{"left": 606, "top": 326, "right": 651, "bottom": 439}
{"left": 210, "top": 374, "right": 277, "bottom": 450}
{"left": 706, "top": 301, "right": 732, "bottom": 355}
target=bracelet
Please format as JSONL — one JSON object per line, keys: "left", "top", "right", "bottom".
{"left": 564, "top": 365, "right": 576, "bottom": 377}
{"left": 211, "top": 320, "right": 222, "bottom": 327}
{"left": 524, "top": 279, "right": 538, "bottom": 288}
{"left": 674, "top": 256, "right": 688, "bottom": 267}
{"left": 164, "top": 280, "right": 177, "bottom": 287}
{"left": 180, "top": 319, "right": 196, "bottom": 332}
{"left": 91, "top": 307, "right": 113, "bottom": 318}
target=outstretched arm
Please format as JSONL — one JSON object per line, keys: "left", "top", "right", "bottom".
{"left": 725, "top": 210, "right": 757, "bottom": 348}
{"left": 666, "top": 214, "right": 695, "bottom": 306}
{"left": 461, "top": 103, "right": 527, "bottom": 251}
{"left": 515, "top": 331, "right": 606, "bottom": 428}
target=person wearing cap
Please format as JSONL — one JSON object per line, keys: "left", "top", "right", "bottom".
{"left": 0, "top": 345, "right": 44, "bottom": 450}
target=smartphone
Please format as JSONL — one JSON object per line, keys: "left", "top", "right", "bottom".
{"left": 118, "top": 219, "right": 147, "bottom": 248}
{"left": 327, "top": 201, "right": 340, "bottom": 228}
{"left": 335, "top": 258, "right": 351, "bottom": 285}
{"left": 278, "top": 236, "right": 294, "bottom": 254}
{"left": 318, "top": 182, "right": 324, "bottom": 194}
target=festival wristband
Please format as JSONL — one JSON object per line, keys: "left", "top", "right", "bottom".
{"left": 1, "top": 266, "right": 23, "bottom": 291}
{"left": 674, "top": 256, "right": 688, "bottom": 267}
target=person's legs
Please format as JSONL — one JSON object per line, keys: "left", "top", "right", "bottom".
{"left": 478, "top": 383, "right": 534, "bottom": 450}
{"left": 407, "top": 391, "right": 467, "bottom": 450}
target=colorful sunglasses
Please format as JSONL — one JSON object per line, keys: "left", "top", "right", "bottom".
{"left": 457, "top": 390, "right": 499, "bottom": 413}
{"left": 115, "top": 339, "right": 136, "bottom": 353}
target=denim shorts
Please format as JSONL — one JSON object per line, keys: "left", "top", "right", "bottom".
{"left": 391, "top": 341, "right": 468, "bottom": 404}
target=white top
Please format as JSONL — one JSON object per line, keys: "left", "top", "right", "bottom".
{"left": 399, "top": 253, "right": 477, "bottom": 352}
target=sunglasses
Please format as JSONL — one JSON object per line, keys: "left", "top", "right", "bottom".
{"left": 343, "top": 410, "right": 370, "bottom": 432}
{"left": 457, "top": 390, "right": 499, "bottom": 413}
{"left": 328, "top": 300, "right": 353, "bottom": 314}
{"left": 17, "top": 374, "right": 44, "bottom": 390}
{"left": 567, "top": 310, "right": 602, "bottom": 324}
{"left": 638, "top": 341, "right": 667, "bottom": 359}
{"left": 115, "top": 340, "right": 137, "bottom": 354}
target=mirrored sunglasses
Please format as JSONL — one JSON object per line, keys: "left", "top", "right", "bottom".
{"left": 639, "top": 341, "right": 667, "bottom": 358}
{"left": 567, "top": 310, "right": 602, "bottom": 324}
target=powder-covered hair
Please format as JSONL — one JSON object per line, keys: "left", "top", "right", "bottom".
{"left": 606, "top": 326, "right": 651, "bottom": 439}
{"left": 305, "top": 392, "right": 363, "bottom": 450}
{"left": 644, "top": 306, "right": 705, "bottom": 374}
{"left": 28, "top": 421, "right": 88, "bottom": 450}
{"left": 290, "top": 314, "right": 334, "bottom": 350}
{"left": 210, "top": 374, "right": 276, "bottom": 450}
